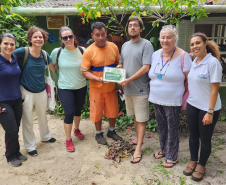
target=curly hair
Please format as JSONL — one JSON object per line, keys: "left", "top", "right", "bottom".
{"left": 190, "top": 32, "right": 220, "bottom": 60}
{"left": 27, "top": 26, "right": 48, "bottom": 46}
{"left": 59, "top": 26, "right": 78, "bottom": 48}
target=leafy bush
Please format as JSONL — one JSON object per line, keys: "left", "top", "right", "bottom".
{"left": 0, "top": 14, "right": 37, "bottom": 47}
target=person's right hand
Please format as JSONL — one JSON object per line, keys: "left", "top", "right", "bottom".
{"left": 54, "top": 64, "right": 59, "bottom": 70}
{"left": 98, "top": 77, "right": 108, "bottom": 84}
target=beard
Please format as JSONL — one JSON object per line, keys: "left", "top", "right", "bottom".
{"left": 129, "top": 33, "right": 140, "bottom": 39}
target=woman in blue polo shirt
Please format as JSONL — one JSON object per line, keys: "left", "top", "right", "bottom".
{"left": 0, "top": 33, "right": 27, "bottom": 167}
{"left": 183, "top": 32, "right": 222, "bottom": 181}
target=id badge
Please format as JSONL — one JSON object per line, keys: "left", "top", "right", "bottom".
{"left": 157, "top": 74, "right": 162, "bottom": 79}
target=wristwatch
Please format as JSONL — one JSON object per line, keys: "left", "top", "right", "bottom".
{"left": 207, "top": 109, "right": 214, "bottom": 115}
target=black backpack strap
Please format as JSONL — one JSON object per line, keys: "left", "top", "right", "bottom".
{"left": 78, "top": 46, "right": 84, "bottom": 55}
{"left": 56, "top": 47, "right": 63, "bottom": 65}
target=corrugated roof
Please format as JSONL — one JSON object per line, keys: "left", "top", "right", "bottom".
{"left": 20, "top": 0, "right": 226, "bottom": 8}
{"left": 20, "top": 0, "right": 84, "bottom": 8}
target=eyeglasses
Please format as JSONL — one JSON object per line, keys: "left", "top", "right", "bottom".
{"left": 61, "top": 35, "right": 74, "bottom": 41}
{"left": 162, "top": 25, "right": 176, "bottom": 29}
{"left": 153, "top": 62, "right": 170, "bottom": 78}
{"left": 128, "top": 24, "right": 140, "bottom": 28}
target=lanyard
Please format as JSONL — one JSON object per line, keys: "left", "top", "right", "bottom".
{"left": 160, "top": 47, "right": 176, "bottom": 71}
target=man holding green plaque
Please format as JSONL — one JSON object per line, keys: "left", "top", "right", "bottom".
{"left": 81, "top": 22, "right": 122, "bottom": 145}
{"left": 118, "top": 16, "right": 154, "bottom": 163}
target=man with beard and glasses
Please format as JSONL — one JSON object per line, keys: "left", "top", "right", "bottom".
{"left": 81, "top": 22, "right": 123, "bottom": 145}
{"left": 117, "top": 16, "right": 154, "bottom": 164}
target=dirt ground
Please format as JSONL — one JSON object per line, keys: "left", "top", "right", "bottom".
{"left": 0, "top": 114, "right": 226, "bottom": 185}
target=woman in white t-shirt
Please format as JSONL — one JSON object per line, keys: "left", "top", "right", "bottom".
{"left": 148, "top": 25, "right": 192, "bottom": 168}
{"left": 50, "top": 27, "right": 87, "bottom": 152}
{"left": 183, "top": 32, "right": 222, "bottom": 181}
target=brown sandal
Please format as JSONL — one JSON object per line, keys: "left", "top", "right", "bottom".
{"left": 183, "top": 160, "right": 197, "bottom": 176}
{"left": 192, "top": 164, "right": 205, "bottom": 181}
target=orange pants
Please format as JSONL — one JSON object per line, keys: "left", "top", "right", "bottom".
{"left": 89, "top": 89, "right": 119, "bottom": 122}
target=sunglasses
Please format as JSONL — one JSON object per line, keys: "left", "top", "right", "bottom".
{"left": 61, "top": 35, "right": 74, "bottom": 41}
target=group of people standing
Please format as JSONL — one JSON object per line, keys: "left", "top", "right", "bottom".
{"left": 0, "top": 15, "right": 222, "bottom": 182}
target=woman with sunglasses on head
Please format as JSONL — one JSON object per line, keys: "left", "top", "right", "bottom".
{"left": 50, "top": 26, "right": 87, "bottom": 152}
{"left": 13, "top": 26, "right": 56, "bottom": 157}
{"left": 148, "top": 25, "right": 192, "bottom": 168}
{"left": 0, "top": 33, "right": 27, "bottom": 167}
{"left": 183, "top": 33, "right": 222, "bottom": 181}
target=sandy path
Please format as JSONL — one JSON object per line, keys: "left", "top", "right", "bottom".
{"left": 0, "top": 114, "right": 226, "bottom": 185}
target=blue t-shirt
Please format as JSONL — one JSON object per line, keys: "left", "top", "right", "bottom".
{"left": 13, "top": 47, "right": 52, "bottom": 93}
{"left": 0, "top": 54, "right": 21, "bottom": 102}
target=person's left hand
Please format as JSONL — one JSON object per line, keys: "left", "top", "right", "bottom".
{"left": 202, "top": 113, "right": 213, "bottom": 125}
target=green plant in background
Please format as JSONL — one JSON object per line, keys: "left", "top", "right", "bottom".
{"left": 0, "top": 14, "right": 37, "bottom": 47}
{"left": 219, "top": 114, "right": 226, "bottom": 122}
{"left": 75, "top": 0, "right": 210, "bottom": 43}
{"left": 0, "top": 0, "right": 42, "bottom": 14}
{"left": 0, "top": 0, "right": 42, "bottom": 47}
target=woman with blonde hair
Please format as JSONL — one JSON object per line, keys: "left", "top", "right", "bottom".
{"left": 183, "top": 32, "right": 222, "bottom": 181}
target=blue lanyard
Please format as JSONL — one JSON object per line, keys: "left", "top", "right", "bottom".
{"left": 160, "top": 47, "right": 176, "bottom": 71}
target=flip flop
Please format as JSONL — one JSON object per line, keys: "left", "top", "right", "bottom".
{"left": 130, "top": 154, "right": 143, "bottom": 164}
{"left": 129, "top": 140, "right": 144, "bottom": 145}
{"left": 161, "top": 159, "right": 178, "bottom": 168}
{"left": 153, "top": 151, "right": 165, "bottom": 159}
{"left": 129, "top": 141, "right": 137, "bottom": 145}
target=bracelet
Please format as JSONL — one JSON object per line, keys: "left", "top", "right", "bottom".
{"left": 208, "top": 108, "right": 214, "bottom": 111}
{"left": 207, "top": 111, "right": 214, "bottom": 116}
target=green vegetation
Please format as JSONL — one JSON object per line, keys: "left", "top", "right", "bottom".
{"left": 76, "top": 0, "right": 209, "bottom": 41}
{"left": 0, "top": 0, "right": 43, "bottom": 47}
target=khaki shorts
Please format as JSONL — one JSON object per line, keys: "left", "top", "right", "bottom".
{"left": 89, "top": 89, "right": 119, "bottom": 123}
{"left": 125, "top": 94, "right": 149, "bottom": 122}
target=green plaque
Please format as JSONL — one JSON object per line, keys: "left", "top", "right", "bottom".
{"left": 103, "top": 67, "right": 126, "bottom": 83}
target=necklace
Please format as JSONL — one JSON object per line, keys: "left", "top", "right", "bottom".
{"left": 157, "top": 47, "right": 176, "bottom": 79}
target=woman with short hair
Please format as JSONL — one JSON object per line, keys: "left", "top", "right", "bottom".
{"left": 149, "top": 25, "right": 192, "bottom": 168}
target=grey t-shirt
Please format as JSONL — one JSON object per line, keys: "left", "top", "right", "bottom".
{"left": 119, "top": 38, "right": 154, "bottom": 96}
